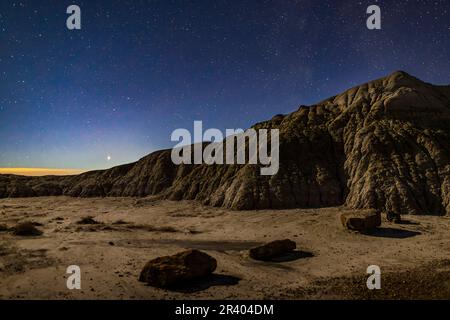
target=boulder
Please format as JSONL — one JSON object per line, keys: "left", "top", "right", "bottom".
{"left": 139, "top": 249, "right": 217, "bottom": 287}
{"left": 341, "top": 209, "right": 381, "bottom": 233}
{"left": 249, "top": 239, "right": 296, "bottom": 261}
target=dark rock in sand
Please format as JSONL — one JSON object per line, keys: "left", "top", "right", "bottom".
{"left": 341, "top": 209, "right": 381, "bottom": 233}
{"left": 76, "top": 216, "right": 100, "bottom": 225}
{"left": 139, "top": 249, "right": 217, "bottom": 287}
{"left": 12, "top": 222, "right": 43, "bottom": 236}
{"left": 249, "top": 239, "right": 297, "bottom": 261}
{"left": 0, "top": 224, "right": 8, "bottom": 232}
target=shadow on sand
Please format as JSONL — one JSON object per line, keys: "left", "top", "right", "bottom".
{"left": 268, "top": 250, "right": 314, "bottom": 262}
{"left": 367, "top": 227, "right": 421, "bottom": 239}
{"left": 164, "top": 274, "right": 241, "bottom": 293}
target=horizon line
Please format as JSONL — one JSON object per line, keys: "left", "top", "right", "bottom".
{"left": 0, "top": 168, "right": 88, "bottom": 177}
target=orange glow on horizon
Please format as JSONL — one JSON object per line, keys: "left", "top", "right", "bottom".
{"left": 0, "top": 168, "right": 87, "bottom": 177}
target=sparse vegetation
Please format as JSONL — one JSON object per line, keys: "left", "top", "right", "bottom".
{"left": 12, "top": 222, "right": 43, "bottom": 236}
{"left": 0, "top": 72, "right": 449, "bottom": 217}
{"left": 112, "top": 219, "right": 128, "bottom": 225}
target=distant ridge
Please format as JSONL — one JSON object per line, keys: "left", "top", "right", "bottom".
{"left": 1, "top": 71, "right": 450, "bottom": 215}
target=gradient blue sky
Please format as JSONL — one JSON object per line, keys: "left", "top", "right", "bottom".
{"left": 0, "top": 0, "right": 449, "bottom": 170}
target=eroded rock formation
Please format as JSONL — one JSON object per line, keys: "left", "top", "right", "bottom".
{"left": 1, "top": 71, "right": 449, "bottom": 215}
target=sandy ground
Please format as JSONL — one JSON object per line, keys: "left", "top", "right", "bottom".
{"left": 1, "top": 196, "right": 450, "bottom": 300}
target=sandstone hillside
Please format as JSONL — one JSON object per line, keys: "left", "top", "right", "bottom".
{"left": 1, "top": 71, "right": 449, "bottom": 215}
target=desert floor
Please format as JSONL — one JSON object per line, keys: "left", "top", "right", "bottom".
{"left": 1, "top": 196, "right": 450, "bottom": 300}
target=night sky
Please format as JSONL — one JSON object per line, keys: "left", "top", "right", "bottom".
{"left": 0, "top": 0, "right": 449, "bottom": 171}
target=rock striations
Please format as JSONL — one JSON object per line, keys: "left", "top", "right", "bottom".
{"left": 1, "top": 72, "right": 449, "bottom": 215}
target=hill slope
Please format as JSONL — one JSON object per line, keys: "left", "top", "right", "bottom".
{"left": 1, "top": 71, "right": 449, "bottom": 215}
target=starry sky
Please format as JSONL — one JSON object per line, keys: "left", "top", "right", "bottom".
{"left": 0, "top": 0, "right": 449, "bottom": 172}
